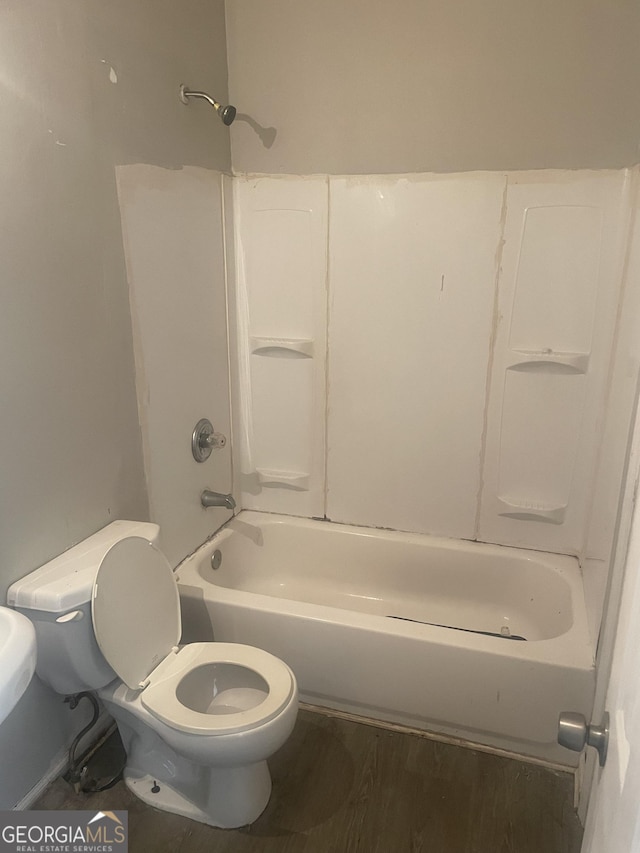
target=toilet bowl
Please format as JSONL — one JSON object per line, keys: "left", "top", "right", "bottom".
{"left": 8, "top": 521, "right": 298, "bottom": 828}
{"left": 100, "top": 644, "right": 297, "bottom": 827}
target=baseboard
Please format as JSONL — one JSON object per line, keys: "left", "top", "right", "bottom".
{"left": 13, "top": 749, "right": 70, "bottom": 811}
{"left": 300, "top": 701, "right": 576, "bottom": 776}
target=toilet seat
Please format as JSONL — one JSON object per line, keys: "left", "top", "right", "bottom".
{"left": 140, "top": 642, "right": 295, "bottom": 735}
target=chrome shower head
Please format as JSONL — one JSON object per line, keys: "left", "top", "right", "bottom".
{"left": 179, "top": 85, "right": 237, "bottom": 126}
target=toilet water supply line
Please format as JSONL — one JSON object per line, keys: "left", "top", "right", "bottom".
{"left": 63, "top": 692, "right": 124, "bottom": 793}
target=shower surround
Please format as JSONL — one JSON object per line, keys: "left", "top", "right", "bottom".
{"left": 228, "top": 169, "right": 637, "bottom": 642}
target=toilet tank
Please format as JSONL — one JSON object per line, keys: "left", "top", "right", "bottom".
{"left": 7, "top": 520, "right": 160, "bottom": 696}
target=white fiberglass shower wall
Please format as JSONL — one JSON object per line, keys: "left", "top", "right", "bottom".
{"left": 229, "top": 170, "right": 637, "bottom": 640}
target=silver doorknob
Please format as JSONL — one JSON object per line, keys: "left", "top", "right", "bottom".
{"left": 558, "top": 711, "right": 609, "bottom": 766}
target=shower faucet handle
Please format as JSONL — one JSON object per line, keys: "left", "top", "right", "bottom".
{"left": 201, "top": 431, "right": 226, "bottom": 450}
{"left": 191, "top": 418, "right": 227, "bottom": 463}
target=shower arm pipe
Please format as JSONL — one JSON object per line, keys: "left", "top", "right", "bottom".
{"left": 179, "top": 85, "right": 237, "bottom": 125}
{"left": 180, "top": 87, "right": 218, "bottom": 108}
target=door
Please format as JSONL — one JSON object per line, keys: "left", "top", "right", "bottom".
{"left": 581, "top": 379, "right": 640, "bottom": 851}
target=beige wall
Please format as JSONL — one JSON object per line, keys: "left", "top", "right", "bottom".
{"left": 0, "top": 0, "right": 229, "bottom": 807}
{"left": 226, "top": 0, "right": 640, "bottom": 174}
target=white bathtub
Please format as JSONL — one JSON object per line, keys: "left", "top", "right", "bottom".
{"left": 176, "top": 511, "right": 594, "bottom": 765}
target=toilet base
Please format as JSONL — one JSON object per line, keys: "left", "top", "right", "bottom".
{"left": 105, "top": 695, "right": 276, "bottom": 828}
{"left": 123, "top": 763, "right": 272, "bottom": 829}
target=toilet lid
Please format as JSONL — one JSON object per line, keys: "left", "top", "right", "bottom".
{"left": 92, "top": 537, "right": 181, "bottom": 689}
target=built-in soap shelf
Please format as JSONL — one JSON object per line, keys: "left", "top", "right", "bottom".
{"left": 506, "top": 350, "right": 589, "bottom": 374}
{"left": 255, "top": 468, "right": 310, "bottom": 490}
{"left": 497, "top": 497, "right": 567, "bottom": 525}
{"left": 250, "top": 336, "right": 315, "bottom": 358}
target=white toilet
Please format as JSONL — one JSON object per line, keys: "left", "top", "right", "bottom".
{"left": 8, "top": 520, "right": 298, "bottom": 828}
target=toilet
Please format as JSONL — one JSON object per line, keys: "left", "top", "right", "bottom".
{"left": 7, "top": 520, "right": 298, "bottom": 828}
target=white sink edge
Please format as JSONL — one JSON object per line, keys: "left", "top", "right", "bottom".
{"left": 0, "top": 607, "right": 37, "bottom": 726}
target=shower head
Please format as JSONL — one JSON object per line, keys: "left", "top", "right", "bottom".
{"left": 179, "top": 85, "right": 237, "bottom": 126}
{"left": 217, "top": 103, "right": 237, "bottom": 126}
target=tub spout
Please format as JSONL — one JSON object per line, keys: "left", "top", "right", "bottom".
{"left": 201, "top": 489, "right": 236, "bottom": 510}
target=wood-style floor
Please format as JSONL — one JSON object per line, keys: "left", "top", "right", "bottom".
{"left": 35, "top": 709, "right": 583, "bottom": 853}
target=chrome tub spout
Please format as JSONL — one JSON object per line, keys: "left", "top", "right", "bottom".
{"left": 201, "top": 490, "right": 236, "bottom": 510}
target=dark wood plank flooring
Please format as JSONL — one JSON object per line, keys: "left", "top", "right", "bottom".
{"left": 35, "top": 709, "right": 583, "bottom": 853}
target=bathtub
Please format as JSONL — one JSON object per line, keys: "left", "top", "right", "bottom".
{"left": 176, "top": 511, "right": 594, "bottom": 765}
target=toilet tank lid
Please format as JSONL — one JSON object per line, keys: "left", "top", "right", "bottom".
{"left": 7, "top": 521, "right": 161, "bottom": 613}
